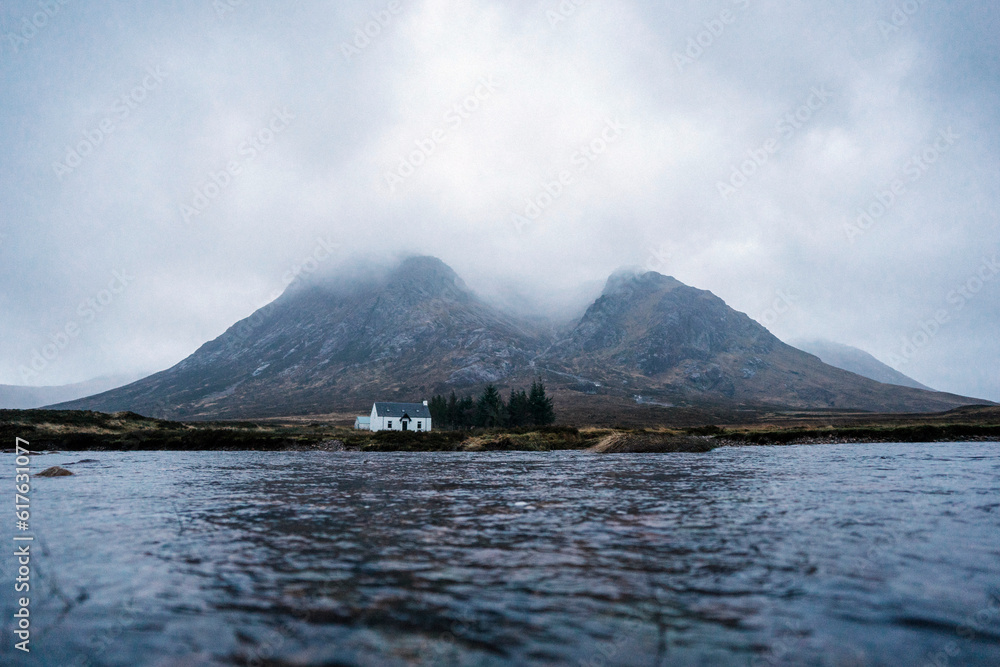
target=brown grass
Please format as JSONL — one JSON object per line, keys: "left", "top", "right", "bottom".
{"left": 589, "top": 432, "right": 720, "bottom": 453}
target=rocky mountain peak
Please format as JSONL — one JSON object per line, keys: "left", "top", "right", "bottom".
{"left": 602, "top": 268, "right": 684, "bottom": 298}
{"left": 387, "top": 255, "right": 470, "bottom": 301}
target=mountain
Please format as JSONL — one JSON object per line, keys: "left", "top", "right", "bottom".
{"left": 791, "top": 339, "right": 933, "bottom": 391}
{"left": 0, "top": 374, "right": 144, "bottom": 409}
{"left": 539, "top": 270, "right": 983, "bottom": 412}
{"left": 53, "top": 257, "right": 547, "bottom": 419}
{"left": 54, "top": 258, "right": 991, "bottom": 419}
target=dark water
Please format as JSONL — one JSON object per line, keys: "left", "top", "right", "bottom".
{"left": 2, "top": 444, "right": 1000, "bottom": 666}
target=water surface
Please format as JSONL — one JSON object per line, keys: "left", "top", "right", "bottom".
{"left": 2, "top": 443, "right": 999, "bottom": 665}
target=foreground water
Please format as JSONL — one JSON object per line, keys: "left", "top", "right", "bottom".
{"left": 2, "top": 444, "right": 999, "bottom": 666}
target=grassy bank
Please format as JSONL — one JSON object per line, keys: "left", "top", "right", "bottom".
{"left": 2, "top": 408, "right": 999, "bottom": 453}
{"left": 0, "top": 410, "right": 619, "bottom": 452}
{"left": 709, "top": 422, "right": 1000, "bottom": 445}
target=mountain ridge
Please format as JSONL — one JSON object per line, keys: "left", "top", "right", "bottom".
{"left": 790, "top": 339, "right": 933, "bottom": 391}
{"left": 53, "top": 256, "right": 992, "bottom": 419}
{"left": 1, "top": 374, "right": 145, "bottom": 410}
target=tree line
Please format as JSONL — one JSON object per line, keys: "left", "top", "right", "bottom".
{"left": 428, "top": 381, "right": 555, "bottom": 430}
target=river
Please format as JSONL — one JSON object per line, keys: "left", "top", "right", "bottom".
{"left": 2, "top": 443, "right": 999, "bottom": 665}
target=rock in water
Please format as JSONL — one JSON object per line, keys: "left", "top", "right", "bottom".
{"left": 37, "top": 466, "right": 74, "bottom": 477}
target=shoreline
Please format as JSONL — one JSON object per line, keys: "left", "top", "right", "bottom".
{"left": 2, "top": 408, "right": 999, "bottom": 453}
{"left": 7, "top": 438, "right": 999, "bottom": 455}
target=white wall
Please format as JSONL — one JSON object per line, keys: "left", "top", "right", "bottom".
{"left": 368, "top": 404, "right": 432, "bottom": 432}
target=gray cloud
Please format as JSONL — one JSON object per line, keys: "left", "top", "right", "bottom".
{"left": 1, "top": 0, "right": 997, "bottom": 400}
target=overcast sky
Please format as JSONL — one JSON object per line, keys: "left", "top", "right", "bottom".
{"left": 1, "top": 0, "right": 998, "bottom": 401}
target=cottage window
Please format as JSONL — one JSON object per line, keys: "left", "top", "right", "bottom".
{"left": 417, "top": 421, "right": 422, "bottom": 430}
{"left": 387, "top": 420, "right": 393, "bottom": 429}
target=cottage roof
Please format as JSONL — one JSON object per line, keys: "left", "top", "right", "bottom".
{"left": 354, "top": 416, "right": 371, "bottom": 423}
{"left": 373, "top": 402, "right": 431, "bottom": 419}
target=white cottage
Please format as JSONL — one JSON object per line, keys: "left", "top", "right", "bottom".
{"left": 369, "top": 401, "right": 432, "bottom": 432}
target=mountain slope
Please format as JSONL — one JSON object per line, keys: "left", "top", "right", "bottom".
{"left": 54, "top": 257, "right": 547, "bottom": 419}
{"left": 55, "top": 259, "right": 991, "bottom": 419}
{"left": 539, "top": 270, "right": 986, "bottom": 413}
{"left": 791, "top": 339, "right": 932, "bottom": 391}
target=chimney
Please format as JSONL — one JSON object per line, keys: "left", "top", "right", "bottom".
{"left": 423, "top": 400, "right": 428, "bottom": 406}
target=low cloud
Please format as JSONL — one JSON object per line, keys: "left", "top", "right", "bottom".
{"left": 0, "top": 0, "right": 997, "bottom": 400}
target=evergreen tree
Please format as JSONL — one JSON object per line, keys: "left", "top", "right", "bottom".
{"left": 458, "top": 395, "right": 476, "bottom": 429}
{"left": 528, "top": 380, "right": 555, "bottom": 426}
{"left": 507, "top": 388, "right": 530, "bottom": 427}
{"left": 446, "top": 391, "right": 459, "bottom": 429}
{"left": 476, "top": 384, "right": 507, "bottom": 428}
{"left": 429, "top": 395, "right": 448, "bottom": 426}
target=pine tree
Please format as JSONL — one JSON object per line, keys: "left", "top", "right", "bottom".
{"left": 507, "top": 388, "right": 530, "bottom": 427}
{"left": 476, "top": 384, "right": 506, "bottom": 428}
{"left": 446, "top": 391, "right": 459, "bottom": 429}
{"left": 528, "top": 380, "right": 555, "bottom": 426}
{"left": 429, "top": 395, "right": 448, "bottom": 427}
{"left": 458, "top": 395, "right": 476, "bottom": 429}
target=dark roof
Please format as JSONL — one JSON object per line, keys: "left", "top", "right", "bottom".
{"left": 373, "top": 402, "right": 431, "bottom": 419}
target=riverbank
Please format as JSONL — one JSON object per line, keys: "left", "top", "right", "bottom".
{"left": 2, "top": 407, "right": 999, "bottom": 453}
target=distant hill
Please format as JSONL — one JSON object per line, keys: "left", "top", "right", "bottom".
{"left": 53, "top": 257, "right": 992, "bottom": 419}
{"left": 0, "top": 374, "right": 144, "bottom": 409}
{"left": 791, "top": 340, "right": 932, "bottom": 391}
